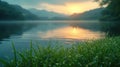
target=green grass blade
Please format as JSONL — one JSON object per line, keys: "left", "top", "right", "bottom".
{"left": 0, "top": 58, "right": 10, "bottom": 67}
{"left": 18, "top": 52, "right": 27, "bottom": 61}
{"left": 12, "top": 42, "right": 17, "bottom": 67}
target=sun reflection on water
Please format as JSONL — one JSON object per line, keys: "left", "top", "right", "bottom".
{"left": 38, "top": 26, "right": 104, "bottom": 40}
{"left": 72, "top": 27, "right": 78, "bottom": 35}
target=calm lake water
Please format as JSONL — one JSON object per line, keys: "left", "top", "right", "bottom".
{"left": 0, "top": 20, "right": 105, "bottom": 60}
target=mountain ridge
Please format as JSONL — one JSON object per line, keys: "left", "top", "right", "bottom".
{"left": 0, "top": 0, "right": 40, "bottom": 20}
{"left": 29, "top": 8, "right": 68, "bottom": 19}
{"left": 71, "top": 8, "right": 104, "bottom": 20}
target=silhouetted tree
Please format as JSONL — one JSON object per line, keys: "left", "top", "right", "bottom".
{"left": 95, "top": 0, "right": 120, "bottom": 36}
{"left": 95, "top": 0, "right": 120, "bottom": 20}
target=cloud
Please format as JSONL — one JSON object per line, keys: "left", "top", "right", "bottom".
{"left": 2, "top": 0, "right": 99, "bottom": 14}
{"left": 2, "top": 0, "right": 93, "bottom": 6}
{"left": 38, "top": 0, "right": 91, "bottom": 4}
{"left": 37, "top": 1, "right": 99, "bottom": 15}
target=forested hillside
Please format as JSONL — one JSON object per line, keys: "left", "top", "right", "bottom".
{"left": 0, "top": 0, "right": 39, "bottom": 20}
{"left": 71, "top": 8, "right": 104, "bottom": 20}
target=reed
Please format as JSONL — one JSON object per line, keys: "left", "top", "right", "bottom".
{"left": 0, "top": 37, "right": 120, "bottom": 67}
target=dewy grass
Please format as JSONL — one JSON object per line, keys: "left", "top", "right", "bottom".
{"left": 0, "top": 37, "right": 120, "bottom": 67}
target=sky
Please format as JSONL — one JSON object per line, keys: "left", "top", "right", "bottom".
{"left": 2, "top": 0, "right": 100, "bottom": 15}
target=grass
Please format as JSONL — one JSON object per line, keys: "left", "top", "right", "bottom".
{"left": 0, "top": 37, "right": 120, "bottom": 67}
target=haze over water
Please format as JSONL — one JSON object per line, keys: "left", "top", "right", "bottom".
{"left": 0, "top": 20, "right": 105, "bottom": 45}
{"left": 0, "top": 20, "right": 106, "bottom": 61}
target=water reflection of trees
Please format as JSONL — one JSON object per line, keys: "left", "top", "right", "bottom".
{"left": 69, "top": 21, "right": 120, "bottom": 36}
{"left": 0, "top": 22, "right": 37, "bottom": 41}
{"left": 101, "top": 21, "right": 120, "bottom": 36}
{"left": 70, "top": 22, "right": 102, "bottom": 32}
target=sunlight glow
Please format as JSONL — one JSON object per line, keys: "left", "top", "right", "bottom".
{"left": 38, "top": 26, "right": 104, "bottom": 40}
{"left": 66, "top": 3, "right": 82, "bottom": 14}
{"left": 38, "top": 2, "right": 99, "bottom": 15}
{"left": 72, "top": 27, "right": 79, "bottom": 35}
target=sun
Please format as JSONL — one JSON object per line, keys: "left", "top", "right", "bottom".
{"left": 66, "top": 3, "right": 82, "bottom": 14}
{"left": 67, "top": 6, "right": 81, "bottom": 14}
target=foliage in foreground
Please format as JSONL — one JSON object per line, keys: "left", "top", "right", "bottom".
{"left": 0, "top": 37, "right": 120, "bottom": 67}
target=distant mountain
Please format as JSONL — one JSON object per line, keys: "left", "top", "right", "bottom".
{"left": 0, "top": 0, "right": 39, "bottom": 20}
{"left": 13, "top": 5, "right": 40, "bottom": 20}
{"left": 71, "top": 8, "right": 104, "bottom": 20}
{"left": 29, "top": 8, "right": 68, "bottom": 19}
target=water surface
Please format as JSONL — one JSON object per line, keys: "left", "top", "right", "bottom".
{"left": 0, "top": 20, "right": 104, "bottom": 43}
{"left": 0, "top": 20, "right": 105, "bottom": 59}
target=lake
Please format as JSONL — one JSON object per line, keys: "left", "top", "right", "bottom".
{"left": 0, "top": 20, "right": 105, "bottom": 59}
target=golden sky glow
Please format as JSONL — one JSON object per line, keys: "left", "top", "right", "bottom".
{"left": 66, "top": 3, "right": 82, "bottom": 14}
{"left": 38, "top": 2, "right": 99, "bottom": 15}
{"left": 3, "top": 0, "right": 100, "bottom": 15}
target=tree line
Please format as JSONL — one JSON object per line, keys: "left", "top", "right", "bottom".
{"left": 95, "top": 0, "right": 120, "bottom": 21}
